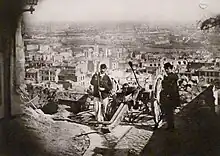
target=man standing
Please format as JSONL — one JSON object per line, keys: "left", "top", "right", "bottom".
{"left": 160, "top": 62, "right": 180, "bottom": 130}
{"left": 90, "top": 64, "right": 113, "bottom": 122}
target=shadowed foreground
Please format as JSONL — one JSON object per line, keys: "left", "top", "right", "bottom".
{"left": 141, "top": 104, "right": 220, "bottom": 156}
{"left": 0, "top": 107, "right": 90, "bottom": 156}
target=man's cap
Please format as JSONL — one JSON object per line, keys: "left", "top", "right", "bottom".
{"left": 122, "top": 83, "right": 129, "bottom": 88}
{"left": 164, "top": 62, "right": 173, "bottom": 69}
{"left": 100, "top": 64, "right": 107, "bottom": 69}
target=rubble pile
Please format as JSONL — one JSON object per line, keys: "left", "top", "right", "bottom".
{"left": 179, "top": 80, "right": 202, "bottom": 106}
{"left": 52, "top": 104, "right": 72, "bottom": 119}
{"left": 3, "top": 106, "right": 90, "bottom": 156}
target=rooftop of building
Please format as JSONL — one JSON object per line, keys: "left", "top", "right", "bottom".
{"left": 39, "top": 67, "right": 60, "bottom": 71}
{"left": 59, "top": 69, "right": 76, "bottom": 76}
{"left": 197, "top": 66, "right": 220, "bottom": 72}
{"left": 26, "top": 68, "right": 39, "bottom": 74}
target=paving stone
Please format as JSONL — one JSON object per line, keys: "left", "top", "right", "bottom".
{"left": 115, "top": 126, "right": 153, "bottom": 155}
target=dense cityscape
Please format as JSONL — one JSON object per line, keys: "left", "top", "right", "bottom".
{"left": 23, "top": 21, "right": 220, "bottom": 101}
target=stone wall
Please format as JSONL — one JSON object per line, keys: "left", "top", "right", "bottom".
{"left": 15, "top": 16, "right": 25, "bottom": 87}
{"left": 0, "top": 16, "right": 24, "bottom": 118}
{"left": 11, "top": 16, "right": 25, "bottom": 116}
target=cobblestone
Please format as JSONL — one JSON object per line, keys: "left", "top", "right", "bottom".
{"left": 111, "top": 126, "right": 153, "bottom": 156}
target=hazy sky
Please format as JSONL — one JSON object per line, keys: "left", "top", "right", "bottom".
{"left": 25, "top": 0, "right": 220, "bottom": 23}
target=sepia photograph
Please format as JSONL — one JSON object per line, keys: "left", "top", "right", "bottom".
{"left": 1, "top": 0, "right": 220, "bottom": 155}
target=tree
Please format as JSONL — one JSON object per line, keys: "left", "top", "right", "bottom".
{"left": 200, "top": 15, "right": 220, "bottom": 31}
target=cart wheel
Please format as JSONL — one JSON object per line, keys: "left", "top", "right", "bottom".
{"left": 152, "top": 76, "right": 163, "bottom": 125}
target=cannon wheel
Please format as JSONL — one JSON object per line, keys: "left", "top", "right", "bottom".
{"left": 105, "top": 77, "right": 120, "bottom": 121}
{"left": 105, "top": 97, "right": 116, "bottom": 121}
{"left": 152, "top": 75, "right": 163, "bottom": 125}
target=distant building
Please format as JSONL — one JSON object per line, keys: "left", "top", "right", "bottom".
{"left": 25, "top": 68, "right": 39, "bottom": 83}
{"left": 87, "top": 60, "right": 95, "bottom": 73}
{"left": 59, "top": 52, "right": 72, "bottom": 61}
{"left": 118, "top": 60, "right": 128, "bottom": 70}
{"left": 187, "top": 61, "right": 215, "bottom": 70}
{"left": 110, "top": 70, "right": 153, "bottom": 91}
{"left": 75, "top": 72, "right": 90, "bottom": 88}
{"left": 26, "top": 60, "right": 53, "bottom": 69}
{"left": 25, "top": 44, "right": 40, "bottom": 52}
{"left": 143, "top": 60, "right": 162, "bottom": 68}
{"left": 154, "top": 39, "right": 170, "bottom": 45}
{"left": 76, "top": 60, "right": 88, "bottom": 73}
{"left": 39, "top": 67, "right": 61, "bottom": 83}
{"left": 195, "top": 67, "right": 220, "bottom": 86}
{"left": 111, "top": 61, "right": 118, "bottom": 70}
{"left": 39, "top": 44, "right": 50, "bottom": 52}
{"left": 58, "top": 69, "right": 77, "bottom": 82}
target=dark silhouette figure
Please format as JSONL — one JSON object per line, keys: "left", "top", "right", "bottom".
{"left": 160, "top": 63, "right": 180, "bottom": 130}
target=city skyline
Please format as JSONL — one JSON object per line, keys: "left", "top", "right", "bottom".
{"left": 25, "top": 0, "right": 220, "bottom": 24}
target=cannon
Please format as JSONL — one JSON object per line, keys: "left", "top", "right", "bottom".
{"left": 88, "top": 61, "right": 162, "bottom": 132}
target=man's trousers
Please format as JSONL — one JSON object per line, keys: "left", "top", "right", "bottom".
{"left": 93, "top": 97, "right": 109, "bottom": 122}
